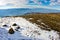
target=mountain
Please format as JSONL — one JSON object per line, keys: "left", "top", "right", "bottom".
{"left": 0, "top": 8, "right": 60, "bottom": 17}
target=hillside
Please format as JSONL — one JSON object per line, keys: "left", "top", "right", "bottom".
{"left": 0, "top": 16, "right": 59, "bottom": 40}
{"left": 21, "top": 13, "right": 60, "bottom": 32}
{"left": 0, "top": 13, "right": 60, "bottom": 40}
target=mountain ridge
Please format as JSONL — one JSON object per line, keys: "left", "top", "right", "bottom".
{"left": 0, "top": 8, "right": 60, "bottom": 17}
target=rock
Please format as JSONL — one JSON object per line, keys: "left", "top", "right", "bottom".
{"left": 16, "top": 26, "right": 20, "bottom": 29}
{"left": 12, "top": 23, "right": 17, "bottom": 26}
{"left": 3, "top": 25, "right": 8, "bottom": 27}
{"left": 15, "top": 26, "right": 20, "bottom": 31}
{"left": 8, "top": 28, "right": 15, "bottom": 34}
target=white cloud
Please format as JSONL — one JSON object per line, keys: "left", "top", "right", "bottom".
{"left": 49, "top": 0, "right": 60, "bottom": 6}
{"left": 0, "top": 0, "right": 28, "bottom": 7}
{"left": 0, "top": 0, "right": 60, "bottom": 11}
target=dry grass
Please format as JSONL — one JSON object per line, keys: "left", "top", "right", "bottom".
{"left": 21, "top": 13, "right": 60, "bottom": 32}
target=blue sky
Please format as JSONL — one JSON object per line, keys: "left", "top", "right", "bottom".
{"left": 0, "top": 0, "right": 60, "bottom": 10}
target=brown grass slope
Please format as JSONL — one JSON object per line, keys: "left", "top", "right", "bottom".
{"left": 21, "top": 13, "right": 60, "bottom": 32}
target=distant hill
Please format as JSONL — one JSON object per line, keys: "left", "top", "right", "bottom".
{"left": 0, "top": 8, "right": 60, "bottom": 17}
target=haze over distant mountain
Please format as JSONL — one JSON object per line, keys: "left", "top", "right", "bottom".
{"left": 0, "top": 8, "right": 60, "bottom": 17}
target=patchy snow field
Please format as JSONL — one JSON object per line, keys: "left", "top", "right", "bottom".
{"left": 0, "top": 17, "right": 60, "bottom": 40}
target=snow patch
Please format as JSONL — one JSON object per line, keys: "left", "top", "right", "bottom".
{"left": 0, "top": 17, "right": 59, "bottom": 40}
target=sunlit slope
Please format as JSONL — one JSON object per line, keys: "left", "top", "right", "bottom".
{"left": 21, "top": 13, "right": 60, "bottom": 32}
{"left": 0, "top": 17, "right": 59, "bottom": 40}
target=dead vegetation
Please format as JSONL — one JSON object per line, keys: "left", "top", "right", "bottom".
{"left": 21, "top": 13, "right": 60, "bottom": 32}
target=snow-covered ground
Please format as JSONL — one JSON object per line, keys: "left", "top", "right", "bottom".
{"left": 0, "top": 17, "right": 60, "bottom": 40}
